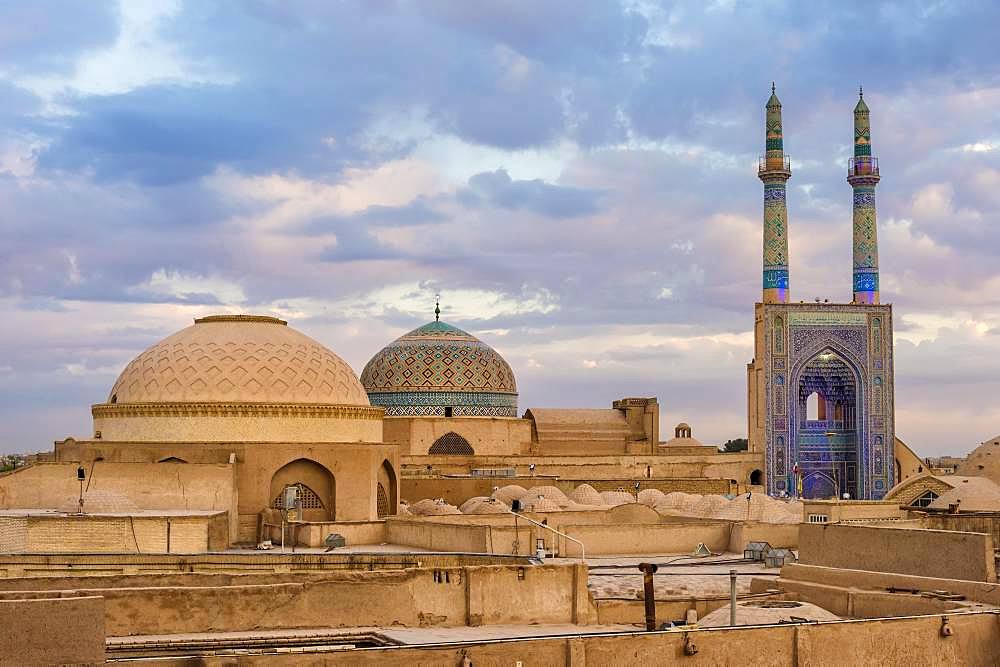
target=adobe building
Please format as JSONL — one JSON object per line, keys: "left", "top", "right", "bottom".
{"left": 0, "top": 315, "right": 399, "bottom": 544}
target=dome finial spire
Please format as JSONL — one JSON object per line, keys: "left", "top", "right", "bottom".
{"left": 772, "top": 81, "right": 776, "bottom": 94}
{"left": 859, "top": 85, "right": 863, "bottom": 99}
{"left": 434, "top": 294, "right": 440, "bottom": 322}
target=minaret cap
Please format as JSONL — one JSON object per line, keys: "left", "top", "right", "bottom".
{"left": 854, "top": 86, "right": 869, "bottom": 113}
{"left": 434, "top": 295, "right": 441, "bottom": 322}
{"left": 767, "top": 82, "right": 781, "bottom": 108}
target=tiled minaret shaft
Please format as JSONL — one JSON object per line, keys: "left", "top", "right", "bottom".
{"left": 758, "top": 84, "right": 792, "bottom": 303}
{"left": 848, "top": 89, "right": 880, "bottom": 304}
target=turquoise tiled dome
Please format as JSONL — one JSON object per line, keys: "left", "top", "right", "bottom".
{"left": 360, "top": 320, "right": 517, "bottom": 417}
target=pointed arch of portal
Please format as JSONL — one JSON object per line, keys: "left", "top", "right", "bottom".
{"left": 788, "top": 342, "right": 868, "bottom": 499}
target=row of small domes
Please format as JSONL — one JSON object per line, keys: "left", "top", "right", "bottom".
{"left": 106, "top": 314, "right": 517, "bottom": 411}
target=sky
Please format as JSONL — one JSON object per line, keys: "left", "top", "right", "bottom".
{"left": 2, "top": 1, "right": 1000, "bottom": 457}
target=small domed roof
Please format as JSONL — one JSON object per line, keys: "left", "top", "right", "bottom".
{"left": 955, "top": 435, "right": 1000, "bottom": 485}
{"left": 361, "top": 319, "right": 517, "bottom": 417}
{"left": 106, "top": 315, "right": 368, "bottom": 406}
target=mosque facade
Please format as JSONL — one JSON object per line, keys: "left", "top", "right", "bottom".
{"left": 747, "top": 87, "right": 895, "bottom": 500}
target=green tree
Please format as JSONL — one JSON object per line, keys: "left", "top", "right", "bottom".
{"left": 721, "top": 438, "right": 748, "bottom": 453}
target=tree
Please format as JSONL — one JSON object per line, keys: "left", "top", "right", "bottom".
{"left": 721, "top": 438, "right": 748, "bottom": 453}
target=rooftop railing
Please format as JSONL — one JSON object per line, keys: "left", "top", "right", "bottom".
{"left": 848, "top": 156, "right": 879, "bottom": 177}
{"left": 758, "top": 154, "right": 791, "bottom": 174}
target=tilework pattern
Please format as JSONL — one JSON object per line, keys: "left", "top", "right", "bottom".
{"left": 760, "top": 88, "right": 791, "bottom": 300}
{"left": 850, "top": 94, "right": 880, "bottom": 303}
{"left": 762, "top": 304, "right": 894, "bottom": 500}
{"left": 361, "top": 320, "right": 518, "bottom": 417}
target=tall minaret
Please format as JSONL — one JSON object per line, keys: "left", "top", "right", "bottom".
{"left": 848, "top": 87, "right": 880, "bottom": 304}
{"left": 758, "top": 83, "right": 791, "bottom": 303}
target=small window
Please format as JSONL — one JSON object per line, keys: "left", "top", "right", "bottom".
{"left": 913, "top": 490, "right": 938, "bottom": 508}
{"left": 377, "top": 482, "right": 390, "bottom": 518}
{"left": 806, "top": 392, "right": 820, "bottom": 420}
{"left": 808, "top": 514, "right": 828, "bottom": 524}
{"left": 444, "top": 406, "right": 453, "bottom": 417}
{"left": 272, "top": 483, "right": 324, "bottom": 510}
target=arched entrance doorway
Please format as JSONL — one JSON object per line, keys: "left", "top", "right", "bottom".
{"left": 749, "top": 469, "right": 763, "bottom": 486}
{"left": 376, "top": 459, "right": 397, "bottom": 518}
{"left": 802, "top": 471, "right": 837, "bottom": 499}
{"left": 792, "top": 349, "right": 862, "bottom": 499}
{"left": 269, "top": 458, "right": 335, "bottom": 521}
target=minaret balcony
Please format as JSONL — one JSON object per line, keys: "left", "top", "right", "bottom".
{"left": 758, "top": 155, "right": 791, "bottom": 177}
{"left": 848, "top": 156, "right": 879, "bottom": 177}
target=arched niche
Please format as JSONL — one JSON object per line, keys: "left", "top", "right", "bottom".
{"left": 269, "top": 458, "right": 335, "bottom": 521}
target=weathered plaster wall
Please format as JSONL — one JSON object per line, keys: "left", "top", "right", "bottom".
{"left": 0, "top": 596, "right": 105, "bottom": 664}
{"left": 0, "top": 552, "right": 533, "bottom": 579}
{"left": 0, "top": 563, "right": 595, "bottom": 636}
{"left": 384, "top": 416, "right": 531, "bottom": 456}
{"left": 0, "top": 512, "right": 227, "bottom": 554}
{"left": 801, "top": 499, "right": 906, "bottom": 523}
{"left": 401, "top": 452, "right": 763, "bottom": 485}
{"left": 385, "top": 515, "right": 799, "bottom": 556}
{"left": 0, "top": 462, "right": 235, "bottom": 512}
{"left": 766, "top": 563, "right": 1000, "bottom": 608}
{"left": 560, "top": 522, "right": 732, "bottom": 557}
{"left": 799, "top": 523, "right": 996, "bottom": 582}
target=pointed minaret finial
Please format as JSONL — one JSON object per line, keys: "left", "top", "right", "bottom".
{"left": 772, "top": 81, "right": 776, "bottom": 94}
{"left": 434, "top": 294, "right": 441, "bottom": 322}
{"left": 859, "top": 85, "right": 863, "bottom": 99}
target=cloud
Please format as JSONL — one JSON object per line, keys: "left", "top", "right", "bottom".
{"left": 460, "top": 168, "right": 604, "bottom": 218}
{"left": 2, "top": 2, "right": 1000, "bottom": 458}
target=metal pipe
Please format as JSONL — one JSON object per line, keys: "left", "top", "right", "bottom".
{"left": 638, "top": 562, "right": 659, "bottom": 631}
{"left": 730, "top": 569, "right": 737, "bottom": 626}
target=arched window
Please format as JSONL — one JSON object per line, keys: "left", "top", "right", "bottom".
{"left": 749, "top": 469, "right": 763, "bottom": 486}
{"left": 377, "top": 459, "right": 397, "bottom": 518}
{"left": 806, "top": 392, "right": 821, "bottom": 421}
{"left": 429, "top": 432, "right": 474, "bottom": 455}
{"left": 272, "top": 483, "right": 325, "bottom": 510}
{"left": 377, "top": 483, "right": 390, "bottom": 517}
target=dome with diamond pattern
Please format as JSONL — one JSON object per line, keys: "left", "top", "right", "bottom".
{"left": 360, "top": 320, "right": 517, "bottom": 417}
